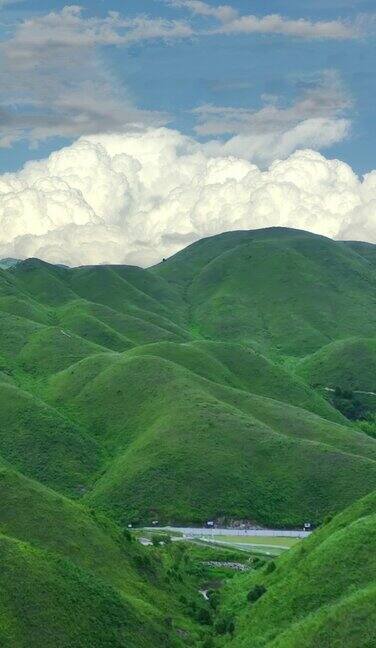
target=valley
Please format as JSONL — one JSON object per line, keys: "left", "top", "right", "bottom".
{"left": 0, "top": 227, "right": 375, "bottom": 646}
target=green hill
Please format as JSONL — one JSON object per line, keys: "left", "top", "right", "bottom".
{"left": 0, "top": 535, "right": 166, "bottom": 648}
{"left": 45, "top": 350, "right": 376, "bottom": 526}
{"left": 0, "top": 468, "right": 205, "bottom": 647}
{"left": 1, "top": 227, "right": 376, "bottom": 645}
{"left": 155, "top": 228, "right": 376, "bottom": 356}
{"left": 124, "top": 340, "right": 344, "bottom": 421}
{"left": 297, "top": 337, "right": 376, "bottom": 392}
{"left": 0, "top": 258, "right": 20, "bottom": 269}
{"left": 215, "top": 490, "right": 376, "bottom": 647}
{"left": 0, "top": 228, "right": 375, "bottom": 527}
{"left": 0, "top": 381, "right": 102, "bottom": 495}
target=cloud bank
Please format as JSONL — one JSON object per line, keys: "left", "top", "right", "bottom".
{"left": 195, "top": 71, "right": 351, "bottom": 165}
{"left": 171, "top": 0, "right": 363, "bottom": 39}
{"left": 0, "top": 2, "right": 370, "bottom": 147}
{"left": 0, "top": 6, "right": 191, "bottom": 146}
{"left": 0, "top": 127, "right": 375, "bottom": 267}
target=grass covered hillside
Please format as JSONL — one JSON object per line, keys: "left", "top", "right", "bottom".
{"left": 0, "top": 468, "right": 208, "bottom": 647}
{"left": 1, "top": 226, "right": 376, "bottom": 645}
{"left": 214, "top": 490, "right": 376, "bottom": 647}
{"left": 46, "top": 348, "right": 376, "bottom": 526}
{"left": 0, "top": 228, "right": 376, "bottom": 527}
{"left": 297, "top": 337, "right": 376, "bottom": 392}
{"left": 155, "top": 228, "right": 376, "bottom": 356}
{"left": 0, "top": 380, "right": 102, "bottom": 494}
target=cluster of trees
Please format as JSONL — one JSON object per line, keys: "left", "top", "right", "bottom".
{"left": 331, "top": 387, "right": 367, "bottom": 420}
{"left": 328, "top": 386, "right": 376, "bottom": 439}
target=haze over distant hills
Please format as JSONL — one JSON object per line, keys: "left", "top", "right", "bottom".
{"left": 0, "top": 258, "right": 19, "bottom": 269}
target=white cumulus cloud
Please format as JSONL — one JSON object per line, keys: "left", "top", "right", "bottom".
{"left": 0, "top": 127, "right": 375, "bottom": 267}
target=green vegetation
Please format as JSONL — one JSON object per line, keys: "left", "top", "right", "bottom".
{"left": 155, "top": 228, "right": 376, "bottom": 355}
{"left": 0, "top": 468, "right": 210, "bottom": 647}
{"left": 0, "top": 229, "right": 375, "bottom": 527}
{"left": 296, "top": 337, "right": 376, "bottom": 393}
{"left": 0, "top": 382, "right": 102, "bottom": 494}
{"left": 1, "top": 227, "right": 376, "bottom": 645}
{"left": 214, "top": 491, "right": 376, "bottom": 647}
{"left": 209, "top": 536, "right": 299, "bottom": 547}
{"left": 44, "top": 350, "right": 376, "bottom": 526}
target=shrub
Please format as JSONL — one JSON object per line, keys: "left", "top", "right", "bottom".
{"left": 358, "top": 416, "right": 376, "bottom": 440}
{"left": 265, "top": 561, "right": 276, "bottom": 574}
{"left": 214, "top": 615, "right": 235, "bottom": 635}
{"left": 122, "top": 529, "right": 132, "bottom": 542}
{"left": 322, "top": 513, "right": 334, "bottom": 526}
{"left": 247, "top": 584, "right": 267, "bottom": 603}
{"left": 201, "top": 637, "right": 214, "bottom": 648}
{"left": 196, "top": 608, "right": 212, "bottom": 625}
{"left": 253, "top": 558, "right": 266, "bottom": 570}
{"left": 331, "top": 387, "right": 366, "bottom": 420}
{"left": 208, "top": 590, "right": 220, "bottom": 610}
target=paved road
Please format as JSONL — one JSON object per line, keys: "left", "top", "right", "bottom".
{"left": 144, "top": 526, "right": 311, "bottom": 539}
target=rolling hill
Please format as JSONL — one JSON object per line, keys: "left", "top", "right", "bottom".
{"left": 215, "top": 490, "right": 376, "bottom": 647}
{"left": 0, "top": 228, "right": 376, "bottom": 527}
{"left": 155, "top": 227, "right": 376, "bottom": 356}
{"left": 45, "top": 348, "right": 376, "bottom": 526}
{"left": 0, "top": 467, "right": 206, "bottom": 647}
{"left": 1, "top": 226, "right": 376, "bottom": 645}
{"left": 296, "top": 337, "right": 376, "bottom": 392}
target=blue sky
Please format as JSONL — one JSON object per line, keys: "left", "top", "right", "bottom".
{"left": 0, "top": 0, "right": 375, "bottom": 173}
{"left": 1, "top": 0, "right": 376, "bottom": 266}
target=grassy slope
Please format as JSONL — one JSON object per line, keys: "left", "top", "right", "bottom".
{"left": 0, "top": 468, "right": 205, "bottom": 648}
{"left": 217, "top": 491, "right": 376, "bottom": 647}
{"left": 1, "top": 229, "right": 376, "bottom": 644}
{"left": 0, "top": 230, "right": 376, "bottom": 526}
{"left": 45, "top": 352, "right": 376, "bottom": 526}
{"left": 0, "top": 381, "right": 102, "bottom": 495}
{"left": 155, "top": 228, "right": 376, "bottom": 356}
{"left": 345, "top": 240, "right": 376, "bottom": 266}
{"left": 124, "top": 341, "right": 344, "bottom": 423}
{"left": 10, "top": 258, "right": 190, "bottom": 348}
{"left": 296, "top": 336, "right": 376, "bottom": 392}
{"left": 0, "top": 534, "right": 167, "bottom": 648}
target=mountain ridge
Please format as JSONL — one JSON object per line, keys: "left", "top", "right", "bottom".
{"left": 0, "top": 227, "right": 375, "bottom": 526}
{"left": 1, "top": 226, "right": 376, "bottom": 646}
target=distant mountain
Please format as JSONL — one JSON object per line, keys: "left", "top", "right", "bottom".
{"left": 0, "top": 257, "right": 20, "bottom": 269}
{"left": 0, "top": 227, "right": 375, "bottom": 528}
